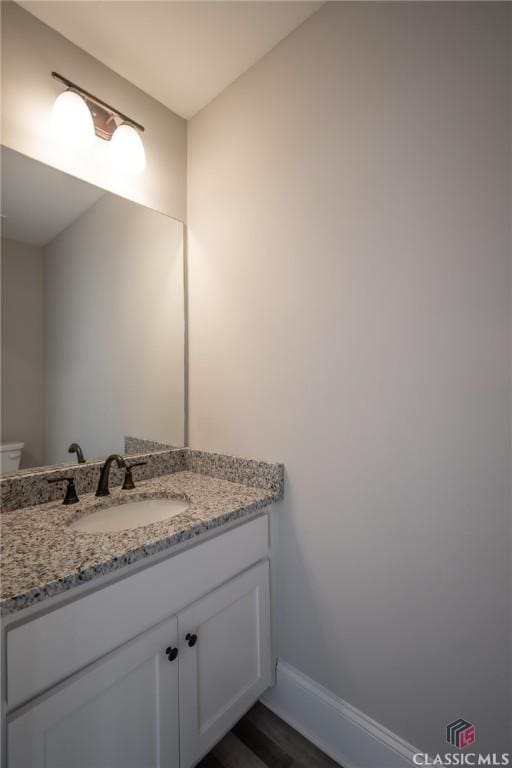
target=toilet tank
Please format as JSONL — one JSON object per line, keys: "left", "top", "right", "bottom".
{"left": 0, "top": 442, "right": 24, "bottom": 473}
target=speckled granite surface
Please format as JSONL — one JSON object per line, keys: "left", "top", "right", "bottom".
{"left": 124, "top": 436, "right": 177, "bottom": 454}
{"left": 1, "top": 448, "right": 283, "bottom": 512}
{"left": 187, "top": 450, "right": 284, "bottom": 498}
{"left": 1, "top": 470, "right": 281, "bottom": 616}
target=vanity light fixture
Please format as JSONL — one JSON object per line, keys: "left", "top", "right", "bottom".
{"left": 52, "top": 89, "right": 95, "bottom": 147}
{"left": 109, "top": 123, "right": 146, "bottom": 173}
{"left": 51, "top": 72, "right": 146, "bottom": 172}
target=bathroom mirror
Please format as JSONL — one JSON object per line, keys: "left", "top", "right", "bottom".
{"left": 0, "top": 146, "right": 185, "bottom": 474}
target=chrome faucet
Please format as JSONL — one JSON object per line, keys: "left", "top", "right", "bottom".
{"left": 96, "top": 454, "right": 127, "bottom": 497}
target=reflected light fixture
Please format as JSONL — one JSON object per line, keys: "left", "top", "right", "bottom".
{"left": 51, "top": 72, "right": 146, "bottom": 172}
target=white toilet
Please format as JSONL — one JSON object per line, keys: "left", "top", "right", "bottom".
{"left": 0, "top": 442, "right": 24, "bottom": 473}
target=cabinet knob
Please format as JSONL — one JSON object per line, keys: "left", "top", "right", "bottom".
{"left": 186, "top": 633, "right": 198, "bottom": 648}
{"left": 165, "top": 646, "right": 178, "bottom": 661}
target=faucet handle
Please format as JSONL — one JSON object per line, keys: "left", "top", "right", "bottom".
{"left": 48, "top": 477, "right": 80, "bottom": 505}
{"left": 122, "top": 462, "right": 147, "bottom": 491}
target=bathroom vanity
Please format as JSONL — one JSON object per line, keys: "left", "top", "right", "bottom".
{"left": 0, "top": 143, "right": 284, "bottom": 768}
{"left": 1, "top": 450, "right": 283, "bottom": 768}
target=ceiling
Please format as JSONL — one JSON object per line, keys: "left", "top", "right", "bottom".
{"left": 17, "top": 1, "right": 323, "bottom": 119}
{"left": 1, "top": 148, "right": 105, "bottom": 247}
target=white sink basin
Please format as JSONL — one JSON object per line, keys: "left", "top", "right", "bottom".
{"left": 69, "top": 497, "right": 189, "bottom": 533}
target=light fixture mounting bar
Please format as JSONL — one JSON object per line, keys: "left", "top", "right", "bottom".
{"left": 51, "top": 72, "right": 145, "bottom": 134}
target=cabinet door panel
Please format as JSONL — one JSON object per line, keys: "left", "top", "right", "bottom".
{"left": 8, "top": 618, "right": 179, "bottom": 768}
{"left": 179, "top": 561, "right": 271, "bottom": 767}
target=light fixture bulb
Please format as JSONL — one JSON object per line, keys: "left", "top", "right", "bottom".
{"left": 52, "top": 90, "right": 95, "bottom": 146}
{"left": 109, "top": 124, "right": 146, "bottom": 173}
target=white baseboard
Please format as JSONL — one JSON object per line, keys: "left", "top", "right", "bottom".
{"left": 260, "top": 660, "right": 420, "bottom": 768}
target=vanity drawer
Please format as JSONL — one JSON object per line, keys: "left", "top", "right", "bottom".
{"left": 6, "top": 514, "right": 269, "bottom": 709}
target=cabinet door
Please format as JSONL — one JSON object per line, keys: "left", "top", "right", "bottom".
{"left": 8, "top": 617, "right": 179, "bottom": 768}
{"left": 179, "top": 560, "right": 272, "bottom": 767}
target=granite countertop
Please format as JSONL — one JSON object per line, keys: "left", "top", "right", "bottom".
{"left": 1, "top": 470, "right": 279, "bottom": 616}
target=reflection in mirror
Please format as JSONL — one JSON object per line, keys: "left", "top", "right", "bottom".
{"left": 1, "top": 147, "right": 185, "bottom": 474}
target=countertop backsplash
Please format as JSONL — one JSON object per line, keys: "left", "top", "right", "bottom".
{"left": 0, "top": 448, "right": 284, "bottom": 513}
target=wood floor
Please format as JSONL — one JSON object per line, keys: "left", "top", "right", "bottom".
{"left": 197, "top": 702, "right": 340, "bottom": 768}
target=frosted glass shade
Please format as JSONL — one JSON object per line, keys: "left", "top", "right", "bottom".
{"left": 52, "top": 90, "right": 95, "bottom": 146}
{"left": 109, "top": 124, "right": 146, "bottom": 172}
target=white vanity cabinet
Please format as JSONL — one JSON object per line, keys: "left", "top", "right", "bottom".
{"left": 3, "top": 514, "right": 274, "bottom": 768}
{"left": 8, "top": 618, "right": 180, "bottom": 768}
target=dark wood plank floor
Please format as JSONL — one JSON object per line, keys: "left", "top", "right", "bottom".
{"left": 197, "top": 702, "right": 340, "bottom": 768}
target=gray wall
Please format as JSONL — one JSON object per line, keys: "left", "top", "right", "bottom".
{"left": 188, "top": 2, "right": 511, "bottom": 756}
{"left": 1, "top": 1, "right": 186, "bottom": 221}
{"left": 44, "top": 194, "right": 184, "bottom": 465}
{"left": 1, "top": 238, "right": 44, "bottom": 467}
